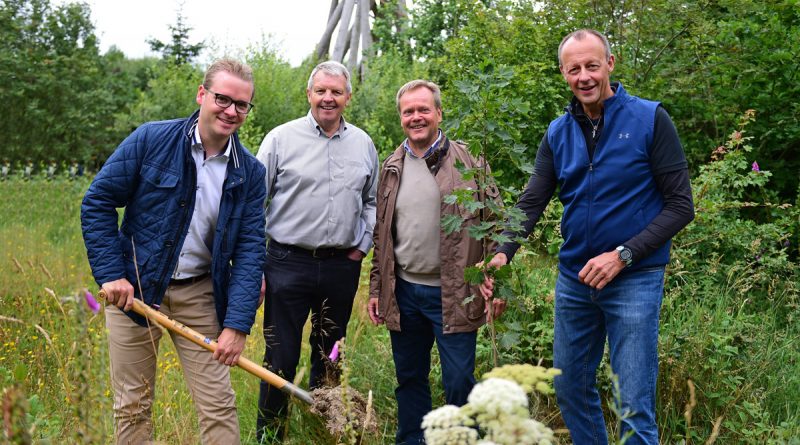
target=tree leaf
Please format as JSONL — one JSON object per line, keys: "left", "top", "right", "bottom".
{"left": 499, "top": 331, "right": 521, "bottom": 349}
{"left": 441, "top": 214, "right": 463, "bottom": 234}
{"left": 464, "top": 266, "right": 484, "bottom": 285}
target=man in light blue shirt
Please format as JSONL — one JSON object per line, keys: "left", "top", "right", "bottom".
{"left": 255, "top": 60, "right": 378, "bottom": 441}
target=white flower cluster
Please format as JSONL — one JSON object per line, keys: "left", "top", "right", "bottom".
{"left": 421, "top": 375, "right": 556, "bottom": 445}
{"left": 464, "top": 378, "right": 529, "bottom": 421}
{"left": 422, "top": 405, "right": 470, "bottom": 429}
{"left": 422, "top": 405, "right": 477, "bottom": 445}
{"left": 483, "top": 415, "right": 554, "bottom": 445}
{"left": 424, "top": 426, "right": 479, "bottom": 445}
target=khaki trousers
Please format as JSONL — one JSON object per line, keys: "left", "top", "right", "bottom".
{"left": 105, "top": 277, "right": 240, "bottom": 445}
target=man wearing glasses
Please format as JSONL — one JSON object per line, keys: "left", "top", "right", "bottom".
{"left": 81, "top": 59, "right": 266, "bottom": 444}
{"left": 255, "top": 60, "right": 378, "bottom": 441}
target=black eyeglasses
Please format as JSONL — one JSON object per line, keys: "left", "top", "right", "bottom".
{"left": 205, "top": 88, "right": 254, "bottom": 114}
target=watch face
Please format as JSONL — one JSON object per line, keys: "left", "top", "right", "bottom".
{"left": 617, "top": 245, "right": 632, "bottom": 264}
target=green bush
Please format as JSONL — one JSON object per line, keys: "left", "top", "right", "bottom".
{"left": 658, "top": 113, "right": 799, "bottom": 442}
{"left": 237, "top": 45, "right": 309, "bottom": 152}
{"left": 347, "top": 51, "right": 430, "bottom": 158}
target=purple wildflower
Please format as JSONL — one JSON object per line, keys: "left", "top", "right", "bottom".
{"left": 328, "top": 341, "right": 340, "bottom": 362}
{"left": 84, "top": 290, "right": 100, "bottom": 314}
{"left": 752, "top": 161, "right": 760, "bottom": 172}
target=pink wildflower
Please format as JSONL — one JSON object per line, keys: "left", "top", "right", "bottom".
{"left": 752, "top": 161, "right": 760, "bottom": 172}
{"left": 84, "top": 290, "right": 100, "bottom": 314}
{"left": 328, "top": 341, "right": 340, "bottom": 362}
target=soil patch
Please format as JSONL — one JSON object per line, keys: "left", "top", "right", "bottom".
{"left": 310, "top": 385, "right": 378, "bottom": 437}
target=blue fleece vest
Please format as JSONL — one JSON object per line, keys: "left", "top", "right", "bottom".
{"left": 547, "top": 84, "right": 670, "bottom": 279}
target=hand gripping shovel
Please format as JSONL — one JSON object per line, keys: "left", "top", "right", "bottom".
{"left": 98, "top": 290, "right": 313, "bottom": 405}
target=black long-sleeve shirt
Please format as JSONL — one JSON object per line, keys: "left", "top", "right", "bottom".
{"left": 497, "top": 103, "right": 695, "bottom": 264}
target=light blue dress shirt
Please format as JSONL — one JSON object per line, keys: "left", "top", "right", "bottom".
{"left": 256, "top": 112, "right": 378, "bottom": 253}
{"left": 172, "top": 124, "right": 231, "bottom": 279}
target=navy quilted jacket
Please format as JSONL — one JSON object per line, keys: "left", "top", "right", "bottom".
{"left": 81, "top": 111, "right": 267, "bottom": 334}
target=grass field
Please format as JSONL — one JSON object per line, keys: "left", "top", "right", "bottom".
{"left": 0, "top": 177, "right": 405, "bottom": 444}
{"left": 2, "top": 177, "right": 798, "bottom": 444}
{"left": 0, "top": 177, "right": 519, "bottom": 444}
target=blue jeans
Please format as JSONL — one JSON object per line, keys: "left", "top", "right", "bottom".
{"left": 553, "top": 267, "right": 665, "bottom": 445}
{"left": 390, "top": 277, "right": 478, "bottom": 445}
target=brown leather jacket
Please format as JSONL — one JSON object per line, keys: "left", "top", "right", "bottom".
{"left": 369, "top": 137, "right": 500, "bottom": 333}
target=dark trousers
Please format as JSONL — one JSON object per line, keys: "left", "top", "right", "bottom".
{"left": 256, "top": 241, "right": 361, "bottom": 440}
{"left": 390, "top": 277, "right": 478, "bottom": 445}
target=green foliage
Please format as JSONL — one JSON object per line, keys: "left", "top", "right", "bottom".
{"left": 405, "top": 0, "right": 489, "bottom": 60}
{"left": 672, "top": 111, "right": 797, "bottom": 295}
{"left": 479, "top": 251, "right": 557, "bottom": 366}
{"left": 426, "top": 0, "right": 800, "bottom": 203}
{"left": 347, "top": 51, "right": 430, "bottom": 157}
{"left": 0, "top": 0, "right": 117, "bottom": 167}
{"left": 110, "top": 62, "right": 203, "bottom": 147}
{"left": 437, "top": 1, "right": 566, "bottom": 188}
{"left": 657, "top": 114, "right": 800, "bottom": 442}
{"left": 370, "top": 1, "right": 414, "bottom": 60}
{"left": 236, "top": 45, "right": 309, "bottom": 152}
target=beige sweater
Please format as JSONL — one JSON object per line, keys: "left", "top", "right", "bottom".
{"left": 393, "top": 153, "right": 441, "bottom": 286}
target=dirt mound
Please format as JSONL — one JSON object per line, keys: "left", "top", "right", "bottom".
{"left": 310, "top": 385, "right": 378, "bottom": 437}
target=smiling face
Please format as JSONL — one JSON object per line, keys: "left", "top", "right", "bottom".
{"left": 196, "top": 70, "right": 253, "bottom": 153}
{"left": 307, "top": 71, "right": 351, "bottom": 136}
{"left": 559, "top": 33, "right": 615, "bottom": 119}
{"left": 398, "top": 86, "right": 443, "bottom": 155}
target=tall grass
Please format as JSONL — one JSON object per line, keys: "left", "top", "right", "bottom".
{"left": 0, "top": 177, "right": 401, "bottom": 444}
{"left": 2, "top": 175, "right": 798, "bottom": 444}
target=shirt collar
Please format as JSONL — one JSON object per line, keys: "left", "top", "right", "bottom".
{"left": 306, "top": 110, "right": 348, "bottom": 137}
{"left": 193, "top": 124, "right": 231, "bottom": 159}
{"left": 568, "top": 82, "right": 620, "bottom": 117}
{"left": 403, "top": 129, "right": 443, "bottom": 159}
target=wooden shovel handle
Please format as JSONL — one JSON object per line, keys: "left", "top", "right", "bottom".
{"left": 98, "top": 290, "right": 313, "bottom": 405}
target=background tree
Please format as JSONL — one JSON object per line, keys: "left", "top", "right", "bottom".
{"left": 315, "top": 0, "right": 393, "bottom": 76}
{"left": 146, "top": 4, "right": 204, "bottom": 65}
{"left": 0, "top": 0, "right": 115, "bottom": 167}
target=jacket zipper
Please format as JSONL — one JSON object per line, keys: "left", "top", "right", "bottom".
{"left": 586, "top": 160, "right": 595, "bottom": 260}
{"left": 583, "top": 113, "right": 597, "bottom": 262}
{"left": 155, "top": 144, "right": 197, "bottom": 303}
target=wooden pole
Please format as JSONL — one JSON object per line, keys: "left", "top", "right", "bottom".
{"left": 332, "top": 0, "right": 356, "bottom": 61}
{"left": 98, "top": 290, "right": 313, "bottom": 405}
{"left": 316, "top": 0, "right": 345, "bottom": 61}
{"left": 347, "top": 0, "right": 361, "bottom": 69}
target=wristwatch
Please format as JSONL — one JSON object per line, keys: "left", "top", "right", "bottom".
{"left": 616, "top": 245, "right": 633, "bottom": 267}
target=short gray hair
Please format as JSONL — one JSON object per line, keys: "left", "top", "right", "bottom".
{"left": 557, "top": 29, "right": 612, "bottom": 67}
{"left": 395, "top": 80, "right": 442, "bottom": 112}
{"left": 307, "top": 60, "right": 352, "bottom": 93}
